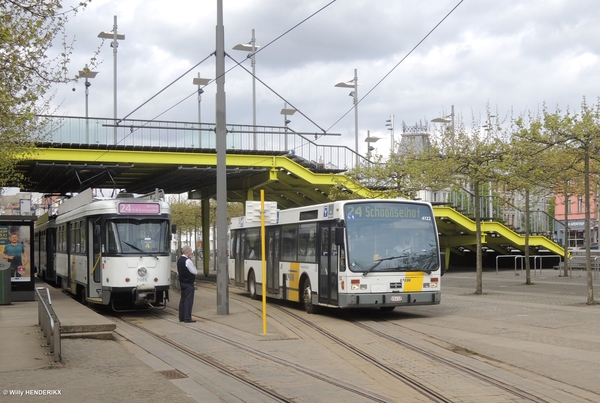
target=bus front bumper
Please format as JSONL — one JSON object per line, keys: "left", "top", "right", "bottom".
{"left": 337, "top": 291, "right": 440, "bottom": 308}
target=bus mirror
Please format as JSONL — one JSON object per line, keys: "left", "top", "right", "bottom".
{"left": 335, "top": 226, "right": 344, "bottom": 246}
{"left": 171, "top": 224, "right": 177, "bottom": 234}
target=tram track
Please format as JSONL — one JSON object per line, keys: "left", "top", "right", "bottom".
{"left": 108, "top": 282, "right": 589, "bottom": 403}
{"left": 198, "top": 285, "right": 557, "bottom": 403}
{"left": 112, "top": 315, "right": 291, "bottom": 402}
{"left": 265, "top": 302, "right": 557, "bottom": 403}
{"left": 225, "top": 291, "right": 460, "bottom": 403}
{"left": 352, "top": 319, "right": 552, "bottom": 403}
{"left": 112, "top": 311, "right": 396, "bottom": 403}
{"left": 267, "top": 304, "right": 460, "bottom": 403}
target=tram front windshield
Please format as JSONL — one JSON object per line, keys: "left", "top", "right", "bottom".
{"left": 106, "top": 219, "right": 170, "bottom": 255}
{"left": 344, "top": 202, "right": 439, "bottom": 274}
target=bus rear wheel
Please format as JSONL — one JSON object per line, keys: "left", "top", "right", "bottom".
{"left": 302, "top": 278, "right": 320, "bottom": 314}
{"left": 248, "top": 271, "right": 259, "bottom": 300}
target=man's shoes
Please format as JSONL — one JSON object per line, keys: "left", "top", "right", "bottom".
{"left": 183, "top": 319, "right": 196, "bottom": 323}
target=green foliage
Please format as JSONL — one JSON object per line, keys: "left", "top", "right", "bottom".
{"left": 167, "top": 195, "right": 244, "bottom": 233}
{"left": 0, "top": 1, "right": 93, "bottom": 187}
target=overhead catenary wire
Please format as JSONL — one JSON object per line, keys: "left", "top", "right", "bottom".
{"left": 325, "top": 0, "right": 465, "bottom": 134}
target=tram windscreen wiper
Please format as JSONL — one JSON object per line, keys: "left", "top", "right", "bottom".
{"left": 123, "top": 241, "right": 158, "bottom": 260}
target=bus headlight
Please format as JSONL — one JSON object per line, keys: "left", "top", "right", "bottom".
{"left": 138, "top": 267, "right": 147, "bottom": 277}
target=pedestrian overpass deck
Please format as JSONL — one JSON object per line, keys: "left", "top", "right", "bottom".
{"left": 13, "top": 116, "right": 565, "bottom": 263}
{"left": 434, "top": 206, "right": 565, "bottom": 260}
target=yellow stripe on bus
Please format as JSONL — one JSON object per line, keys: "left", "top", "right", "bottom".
{"left": 288, "top": 262, "right": 300, "bottom": 302}
{"left": 403, "top": 271, "right": 425, "bottom": 292}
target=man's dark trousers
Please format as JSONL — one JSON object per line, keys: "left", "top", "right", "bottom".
{"left": 179, "top": 282, "right": 195, "bottom": 321}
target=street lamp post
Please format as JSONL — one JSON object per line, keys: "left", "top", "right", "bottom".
{"left": 280, "top": 104, "right": 296, "bottom": 152}
{"left": 98, "top": 15, "right": 125, "bottom": 145}
{"left": 78, "top": 65, "right": 98, "bottom": 143}
{"left": 385, "top": 114, "right": 395, "bottom": 154}
{"left": 192, "top": 74, "right": 211, "bottom": 148}
{"left": 233, "top": 29, "right": 260, "bottom": 150}
{"left": 431, "top": 105, "right": 455, "bottom": 133}
{"left": 365, "top": 130, "right": 381, "bottom": 160}
{"left": 335, "top": 69, "right": 359, "bottom": 167}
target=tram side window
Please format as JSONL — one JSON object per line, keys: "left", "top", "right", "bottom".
{"left": 244, "top": 228, "right": 261, "bottom": 260}
{"left": 298, "top": 223, "right": 316, "bottom": 263}
{"left": 58, "top": 225, "right": 66, "bottom": 253}
{"left": 281, "top": 225, "right": 297, "bottom": 261}
{"left": 71, "top": 222, "right": 80, "bottom": 253}
{"left": 80, "top": 220, "right": 86, "bottom": 254}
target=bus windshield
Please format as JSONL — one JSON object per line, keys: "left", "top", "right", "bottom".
{"left": 106, "top": 219, "right": 170, "bottom": 255}
{"left": 344, "top": 201, "right": 439, "bottom": 274}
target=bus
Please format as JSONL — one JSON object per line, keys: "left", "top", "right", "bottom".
{"left": 41, "top": 188, "right": 172, "bottom": 311}
{"left": 229, "top": 199, "right": 444, "bottom": 313}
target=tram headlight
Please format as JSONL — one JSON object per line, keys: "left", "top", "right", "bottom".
{"left": 138, "top": 267, "right": 147, "bottom": 277}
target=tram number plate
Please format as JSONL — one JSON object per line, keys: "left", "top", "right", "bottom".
{"left": 391, "top": 295, "right": 403, "bottom": 302}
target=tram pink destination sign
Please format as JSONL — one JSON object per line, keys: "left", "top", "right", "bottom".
{"left": 118, "top": 203, "right": 160, "bottom": 214}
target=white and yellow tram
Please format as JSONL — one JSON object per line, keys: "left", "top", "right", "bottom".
{"left": 40, "top": 188, "right": 172, "bottom": 310}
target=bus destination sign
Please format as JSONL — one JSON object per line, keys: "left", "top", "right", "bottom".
{"left": 118, "top": 203, "right": 160, "bottom": 215}
{"left": 345, "top": 202, "right": 429, "bottom": 220}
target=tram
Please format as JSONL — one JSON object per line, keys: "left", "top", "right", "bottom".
{"left": 34, "top": 212, "right": 58, "bottom": 284}
{"left": 36, "top": 188, "right": 172, "bottom": 311}
{"left": 229, "top": 198, "right": 444, "bottom": 313}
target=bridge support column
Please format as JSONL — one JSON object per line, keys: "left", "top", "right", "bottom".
{"left": 202, "top": 198, "right": 210, "bottom": 276}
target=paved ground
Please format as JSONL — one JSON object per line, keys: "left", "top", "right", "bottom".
{"left": 1, "top": 266, "right": 599, "bottom": 402}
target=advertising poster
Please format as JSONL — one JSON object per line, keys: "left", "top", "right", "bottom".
{"left": 0, "top": 224, "right": 31, "bottom": 282}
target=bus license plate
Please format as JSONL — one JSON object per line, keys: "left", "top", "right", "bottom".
{"left": 391, "top": 295, "right": 402, "bottom": 302}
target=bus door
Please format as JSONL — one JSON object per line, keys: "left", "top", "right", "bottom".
{"left": 89, "top": 220, "right": 103, "bottom": 302}
{"left": 266, "top": 227, "right": 280, "bottom": 294}
{"left": 318, "top": 222, "right": 338, "bottom": 305}
{"left": 233, "top": 230, "right": 244, "bottom": 287}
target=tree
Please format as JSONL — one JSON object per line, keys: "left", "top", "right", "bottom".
{"left": 424, "top": 113, "right": 508, "bottom": 295}
{"left": 543, "top": 100, "right": 600, "bottom": 305}
{"left": 0, "top": 1, "right": 94, "bottom": 188}
{"left": 507, "top": 115, "right": 557, "bottom": 285}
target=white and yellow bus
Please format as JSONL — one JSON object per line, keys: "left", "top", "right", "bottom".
{"left": 229, "top": 199, "right": 443, "bottom": 313}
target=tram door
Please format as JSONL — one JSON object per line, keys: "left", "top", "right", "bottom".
{"left": 89, "top": 220, "right": 103, "bottom": 302}
{"left": 266, "top": 227, "right": 280, "bottom": 294}
{"left": 318, "top": 222, "right": 338, "bottom": 305}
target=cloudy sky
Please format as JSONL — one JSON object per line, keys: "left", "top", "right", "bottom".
{"left": 49, "top": 0, "right": 600, "bottom": 157}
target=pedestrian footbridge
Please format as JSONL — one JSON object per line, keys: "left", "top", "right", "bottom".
{"left": 434, "top": 206, "right": 565, "bottom": 266}
{"left": 13, "top": 116, "right": 565, "bottom": 265}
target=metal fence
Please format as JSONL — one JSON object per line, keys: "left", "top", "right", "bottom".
{"left": 36, "top": 116, "right": 363, "bottom": 171}
{"left": 35, "top": 287, "right": 61, "bottom": 363}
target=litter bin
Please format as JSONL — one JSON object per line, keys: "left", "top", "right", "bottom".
{"left": 0, "top": 267, "right": 11, "bottom": 305}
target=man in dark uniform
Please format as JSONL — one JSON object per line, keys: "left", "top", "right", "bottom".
{"left": 177, "top": 245, "right": 198, "bottom": 323}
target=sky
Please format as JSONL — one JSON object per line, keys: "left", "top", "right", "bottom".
{"left": 46, "top": 0, "right": 600, "bottom": 158}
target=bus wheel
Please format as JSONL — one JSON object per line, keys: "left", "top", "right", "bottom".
{"left": 302, "top": 278, "right": 320, "bottom": 314}
{"left": 248, "top": 271, "right": 259, "bottom": 300}
{"left": 380, "top": 306, "right": 395, "bottom": 312}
